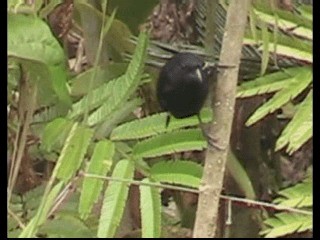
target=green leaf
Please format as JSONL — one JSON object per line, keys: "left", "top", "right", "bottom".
{"left": 276, "top": 90, "right": 312, "bottom": 154}
{"left": 19, "top": 181, "right": 64, "bottom": 238}
{"left": 246, "top": 67, "right": 312, "bottom": 126}
{"left": 260, "top": 20, "right": 270, "bottom": 76}
{"left": 68, "top": 76, "right": 120, "bottom": 119}
{"left": 79, "top": 140, "right": 115, "bottom": 220}
{"left": 70, "top": 64, "right": 127, "bottom": 97}
{"left": 264, "top": 44, "right": 312, "bottom": 62}
{"left": 132, "top": 129, "right": 207, "bottom": 159}
{"left": 94, "top": 98, "right": 143, "bottom": 139}
{"left": 8, "top": 13, "right": 71, "bottom": 108}
{"left": 39, "top": 214, "right": 94, "bottom": 238}
{"left": 8, "top": 14, "right": 64, "bottom": 65}
{"left": 140, "top": 178, "right": 162, "bottom": 238}
{"left": 297, "top": 5, "right": 312, "bottom": 22}
{"left": 108, "top": 0, "right": 159, "bottom": 34}
{"left": 249, "top": 6, "right": 258, "bottom": 43}
{"left": 274, "top": 179, "right": 312, "bottom": 208}
{"left": 68, "top": 31, "right": 148, "bottom": 124}
{"left": 237, "top": 67, "right": 304, "bottom": 98}
{"left": 55, "top": 123, "right": 93, "bottom": 182}
{"left": 33, "top": 105, "right": 67, "bottom": 124}
{"left": 74, "top": 2, "right": 134, "bottom": 63}
{"left": 97, "top": 159, "right": 134, "bottom": 238}
{"left": 261, "top": 172, "right": 313, "bottom": 238}
{"left": 111, "top": 108, "right": 212, "bottom": 141}
{"left": 41, "top": 118, "right": 73, "bottom": 152}
{"left": 150, "top": 160, "right": 203, "bottom": 188}
{"left": 262, "top": 213, "right": 312, "bottom": 238}
{"left": 226, "top": 151, "right": 256, "bottom": 199}
{"left": 253, "top": 1, "right": 312, "bottom": 30}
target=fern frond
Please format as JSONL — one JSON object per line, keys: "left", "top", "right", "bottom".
{"left": 274, "top": 172, "right": 312, "bottom": 208}
{"left": 246, "top": 67, "right": 312, "bottom": 126}
{"left": 110, "top": 108, "right": 212, "bottom": 141}
{"left": 261, "top": 212, "right": 312, "bottom": 238}
{"left": 55, "top": 123, "right": 93, "bottom": 183}
{"left": 252, "top": 7, "right": 312, "bottom": 40}
{"left": 132, "top": 129, "right": 207, "bottom": 159}
{"left": 140, "top": 178, "right": 161, "bottom": 238}
{"left": 261, "top": 171, "right": 313, "bottom": 238}
{"left": 68, "top": 76, "right": 120, "bottom": 119}
{"left": 94, "top": 98, "right": 143, "bottom": 139}
{"left": 79, "top": 140, "right": 115, "bottom": 220}
{"left": 97, "top": 159, "right": 134, "bottom": 238}
{"left": 276, "top": 184, "right": 312, "bottom": 208}
{"left": 69, "top": 31, "right": 148, "bottom": 123}
{"left": 244, "top": 29, "right": 312, "bottom": 63}
{"left": 237, "top": 67, "right": 305, "bottom": 98}
{"left": 276, "top": 90, "right": 312, "bottom": 154}
{"left": 33, "top": 106, "right": 66, "bottom": 124}
{"left": 253, "top": 1, "right": 312, "bottom": 30}
{"left": 150, "top": 160, "right": 203, "bottom": 188}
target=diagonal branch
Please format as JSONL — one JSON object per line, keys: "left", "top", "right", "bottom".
{"left": 193, "top": 1, "right": 251, "bottom": 238}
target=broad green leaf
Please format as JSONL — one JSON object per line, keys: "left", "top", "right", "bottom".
{"left": 108, "top": 0, "right": 159, "bottom": 34}
{"left": 41, "top": 118, "right": 73, "bottom": 152}
{"left": 74, "top": 2, "right": 134, "bottom": 63}
{"left": 79, "top": 140, "right": 115, "bottom": 219}
{"left": 8, "top": 14, "right": 63, "bottom": 65}
{"left": 140, "top": 178, "right": 161, "bottom": 238}
{"left": 150, "top": 160, "right": 203, "bottom": 188}
{"left": 8, "top": 13, "right": 71, "bottom": 108}
{"left": 55, "top": 123, "right": 93, "bottom": 182}
{"left": 97, "top": 159, "right": 134, "bottom": 238}
{"left": 111, "top": 108, "right": 212, "bottom": 141}
{"left": 132, "top": 129, "right": 207, "bottom": 159}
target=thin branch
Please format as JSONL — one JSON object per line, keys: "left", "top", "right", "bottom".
{"left": 83, "top": 173, "right": 312, "bottom": 216}
{"left": 193, "top": 1, "right": 251, "bottom": 237}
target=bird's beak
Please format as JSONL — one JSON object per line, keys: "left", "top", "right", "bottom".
{"left": 202, "top": 63, "right": 216, "bottom": 78}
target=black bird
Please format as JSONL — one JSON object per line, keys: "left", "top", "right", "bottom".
{"left": 157, "top": 52, "right": 216, "bottom": 127}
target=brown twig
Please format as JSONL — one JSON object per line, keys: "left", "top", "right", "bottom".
{"left": 193, "top": 1, "right": 251, "bottom": 237}
{"left": 82, "top": 173, "right": 312, "bottom": 216}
